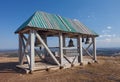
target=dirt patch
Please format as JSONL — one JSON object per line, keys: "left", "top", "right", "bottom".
{"left": 0, "top": 56, "right": 120, "bottom": 82}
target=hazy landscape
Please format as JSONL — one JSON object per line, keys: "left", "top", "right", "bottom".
{"left": 0, "top": 48, "right": 120, "bottom": 82}
{"left": 1, "top": 47, "right": 120, "bottom": 57}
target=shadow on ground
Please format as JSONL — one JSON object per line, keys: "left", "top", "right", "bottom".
{"left": 0, "top": 62, "right": 21, "bottom": 73}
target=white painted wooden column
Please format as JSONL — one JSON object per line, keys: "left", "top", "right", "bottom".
{"left": 92, "top": 37, "right": 97, "bottom": 61}
{"left": 30, "top": 30, "right": 35, "bottom": 71}
{"left": 18, "top": 34, "right": 23, "bottom": 65}
{"left": 59, "top": 33, "right": 63, "bottom": 66}
{"left": 78, "top": 35, "right": 83, "bottom": 64}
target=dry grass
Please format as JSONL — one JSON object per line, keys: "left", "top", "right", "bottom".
{"left": 0, "top": 56, "right": 120, "bottom": 82}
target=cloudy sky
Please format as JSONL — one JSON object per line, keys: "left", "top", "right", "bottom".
{"left": 0, "top": 0, "right": 120, "bottom": 49}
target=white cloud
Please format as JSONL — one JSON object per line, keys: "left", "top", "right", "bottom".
{"left": 97, "top": 26, "right": 120, "bottom": 47}
{"left": 113, "top": 34, "right": 116, "bottom": 37}
{"left": 97, "top": 37, "right": 120, "bottom": 43}
{"left": 105, "top": 38, "right": 111, "bottom": 42}
{"left": 102, "top": 30, "right": 110, "bottom": 33}
{"left": 100, "top": 34, "right": 116, "bottom": 38}
{"left": 73, "top": 19, "right": 78, "bottom": 21}
{"left": 96, "top": 37, "right": 120, "bottom": 48}
{"left": 87, "top": 16, "right": 90, "bottom": 18}
{"left": 107, "top": 26, "right": 112, "bottom": 29}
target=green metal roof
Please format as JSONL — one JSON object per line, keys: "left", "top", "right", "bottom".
{"left": 15, "top": 11, "right": 98, "bottom": 36}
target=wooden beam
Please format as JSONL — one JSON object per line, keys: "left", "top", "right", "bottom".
{"left": 92, "top": 37, "right": 97, "bottom": 61}
{"left": 35, "top": 31, "right": 60, "bottom": 66}
{"left": 63, "top": 35, "right": 66, "bottom": 55}
{"left": 20, "top": 36, "right": 25, "bottom": 65}
{"left": 21, "top": 35, "right": 30, "bottom": 67}
{"left": 30, "top": 30, "right": 35, "bottom": 71}
{"left": 86, "top": 42, "right": 93, "bottom": 51}
{"left": 22, "top": 34, "right": 28, "bottom": 41}
{"left": 59, "top": 33, "right": 63, "bottom": 66}
{"left": 71, "top": 55, "right": 77, "bottom": 64}
{"left": 18, "top": 34, "right": 23, "bottom": 65}
{"left": 63, "top": 35, "right": 66, "bottom": 47}
{"left": 63, "top": 55, "right": 71, "bottom": 64}
{"left": 23, "top": 35, "right": 30, "bottom": 66}
{"left": 82, "top": 47, "right": 93, "bottom": 58}
{"left": 78, "top": 35, "right": 83, "bottom": 63}
{"left": 63, "top": 47, "right": 77, "bottom": 50}
{"left": 35, "top": 49, "right": 43, "bottom": 59}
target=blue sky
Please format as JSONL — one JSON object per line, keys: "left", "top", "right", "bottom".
{"left": 0, "top": 0, "right": 120, "bottom": 49}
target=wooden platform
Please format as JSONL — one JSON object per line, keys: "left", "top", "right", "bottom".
{"left": 16, "top": 57, "right": 95, "bottom": 74}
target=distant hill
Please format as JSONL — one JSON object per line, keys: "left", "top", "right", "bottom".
{"left": 97, "top": 47, "right": 120, "bottom": 56}
{"left": 0, "top": 49, "right": 18, "bottom": 57}
{"left": 0, "top": 47, "right": 120, "bottom": 57}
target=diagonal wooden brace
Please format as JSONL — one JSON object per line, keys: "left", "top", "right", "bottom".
{"left": 34, "top": 31, "right": 60, "bottom": 66}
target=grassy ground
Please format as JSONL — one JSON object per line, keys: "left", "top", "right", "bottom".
{"left": 0, "top": 56, "right": 120, "bottom": 82}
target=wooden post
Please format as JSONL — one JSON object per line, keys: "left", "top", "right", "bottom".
{"left": 18, "top": 34, "right": 23, "bottom": 65}
{"left": 59, "top": 33, "right": 63, "bottom": 66}
{"left": 78, "top": 35, "right": 83, "bottom": 64}
{"left": 63, "top": 35, "right": 65, "bottom": 47}
{"left": 63, "top": 35, "right": 66, "bottom": 55}
{"left": 35, "top": 31, "right": 60, "bottom": 66}
{"left": 30, "top": 30, "right": 35, "bottom": 72}
{"left": 92, "top": 37, "right": 97, "bottom": 61}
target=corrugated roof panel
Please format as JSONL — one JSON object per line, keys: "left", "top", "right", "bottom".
{"left": 58, "top": 16, "right": 76, "bottom": 32}
{"left": 52, "top": 15, "right": 68, "bottom": 31}
{"left": 74, "top": 20, "right": 93, "bottom": 34}
{"left": 46, "top": 13, "right": 59, "bottom": 30}
{"left": 42, "top": 12, "right": 53, "bottom": 29}
{"left": 15, "top": 11, "right": 98, "bottom": 36}
{"left": 68, "top": 19, "right": 85, "bottom": 33}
